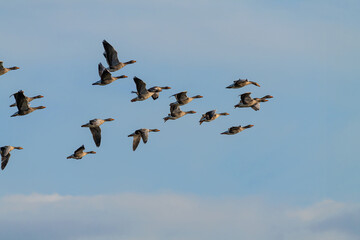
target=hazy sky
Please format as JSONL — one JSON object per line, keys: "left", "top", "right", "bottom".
{"left": 1, "top": 0, "right": 359, "bottom": 239}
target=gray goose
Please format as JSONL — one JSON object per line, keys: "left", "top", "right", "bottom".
{"left": 234, "top": 92, "right": 273, "bottom": 110}
{"left": 169, "top": 91, "right": 203, "bottom": 106}
{"left": 0, "top": 61, "right": 19, "bottom": 76}
{"left": 199, "top": 110, "right": 229, "bottom": 125}
{"left": 163, "top": 104, "right": 196, "bottom": 122}
{"left": 9, "top": 90, "right": 43, "bottom": 107}
{"left": 10, "top": 90, "right": 46, "bottom": 117}
{"left": 221, "top": 125, "right": 254, "bottom": 135}
{"left": 81, "top": 118, "right": 114, "bottom": 147}
{"left": 128, "top": 128, "right": 160, "bottom": 151}
{"left": 102, "top": 40, "right": 136, "bottom": 72}
{"left": 67, "top": 145, "right": 96, "bottom": 160}
{"left": 226, "top": 78, "right": 260, "bottom": 89}
{"left": 131, "top": 76, "right": 170, "bottom": 102}
{"left": 92, "top": 63, "right": 127, "bottom": 86}
{"left": 0, "top": 146, "right": 23, "bottom": 170}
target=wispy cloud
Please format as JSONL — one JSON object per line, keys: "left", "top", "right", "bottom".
{"left": 0, "top": 193, "right": 359, "bottom": 240}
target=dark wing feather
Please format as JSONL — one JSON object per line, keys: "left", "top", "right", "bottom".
{"left": 74, "top": 145, "right": 85, "bottom": 155}
{"left": 241, "top": 93, "right": 252, "bottom": 104}
{"left": 133, "top": 77, "right": 147, "bottom": 95}
{"left": 140, "top": 129, "right": 149, "bottom": 144}
{"left": 175, "top": 92, "right": 188, "bottom": 102}
{"left": 229, "top": 126, "right": 240, "bottom": 134}
{"left": 206, "top": 110, "right": 216, "bottom": 120}
{"left": 100, "top": 67, "right": 112, "bottom": 82}
{"left": 151, "top": 93, "right": 159, "bottom": 100}
{"left": 1, "top": 153, "right": 10, "bottom": 170}
{"left": 90, "top": 127, "right": 102, "bottom": 147}
{"left": 14, "top": 91, "right": 30, "bottom": 111}
{"left": 0, "top": 61, "right": 4, "bottom": 70}
{"left": 132, "top": 135, "right": 141, "bottom": 151}
{"left": 102, "top": 40, "right": 120, "bottom": 67}
{"left": 170, "top": 104, "right": 181, "bottom": 114}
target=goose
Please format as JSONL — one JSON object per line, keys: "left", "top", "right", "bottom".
{"left": 251, "top": 95, "right": 273, "bottom": 111}
{"left": 92, "top": 63, "right": 127, "bottom": 86}
{"left": 9, "top": 90, "right": 43, "bottom": 107}
{"left": 102, "top": 40, "right": 136, "bottom": 72}
{"left": 226, "top": 78, "right": 260, "bottom": 89}
{"left": 81, "top": 118, "right": 114, "bottom": 147}
{"left": 10, "top": 90, "right": 46, "bottom": 117}
{"left": 199, "top": 110, "right": 229, "bottom": 125}
{"left": 163, "top": 104, "right": 196, "bottom": 122}
{"left": 128, "top": 128, "right": 160, "bottom": 151}
{"left": 0, "top": 146, "right": 23, "bottom": 170}
{"left": 0, "top": 61, "right": 19, "bottom": 76}
{"left": 234, "top": 92, "right": 272, "bottom": 110}
{"left": 169, "top": 91, "right": 203, "bottom": 106}
{"left": 131, "top": 77, "right": 170, "bottom": 102}
{"left": 221, "top": 125, "right": 254, "bottom": 135}
{"left": 67, "top": 145, "right": 96, "bottom": 160}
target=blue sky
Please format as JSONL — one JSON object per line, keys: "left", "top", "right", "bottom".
{"left": 1, "top": 0, "right": 360, "bottom": 239}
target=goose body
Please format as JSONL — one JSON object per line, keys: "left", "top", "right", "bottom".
{"left": 131, "top": 77, "right": 170, "bottom": 102}
{"left": 163, "top": 104, "right": 196, "bottom": 122}
{"left": 81, "top": 118, "right": 114, "bottom": 147}
{"left": 169, "top": 91, "right": 203, "bottom": 106}
{"left": 102, "top": 40, "right": 136, "bottom": 72}
{"left": 128, "top": 128, "right": 160, "bottom": 151}
{"left": 10, "top": 90, "right": 46, "bottom": 117}
{"left": 226, "top": 78, "right": 260, "bottom": 89}
{"left": 199, "top": 110, "right": 229, "bottom": 125}
{"left": 92, "top": 63, "right": 127, "bottom": 86}
{"left": 0, "top": 146, "right": 23, "bottom": 170}
{"left": 0, "top": 61, "right": 19, "bottom": 76}
{"left": 67, "top": 145, "right": 96, "bottom": 159}
{"left": 221, "top": 125, "right": 254, "bottom": 135}
{"left": 234, "top": 92, "right": 273, "bottom": 110}
{"left": 9, "top": 91, "right": 43, "bottom": 107}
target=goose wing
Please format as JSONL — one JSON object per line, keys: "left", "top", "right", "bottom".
{"left": 132, "top": 134, "right": 141, "bottom": 151}
{"left": 14, "top": 91, "right": 30, "bottom": 111}
{"left": 0, "top": 61, "right": 4, "bottom": 70}
{"left": 0, "top": 146, "right": 11, "bottom": 157}
{"left": 170, "top": 103, "right": 181, "bottom": 114}
{"left": 172, "top": 91, "right": 188, "bottom": 102}
{"left": 1, "top": 153, "right": 10, "bottom": 170}
{"left": 102, "top": 40, "right": 120, "bottom": 67}
{"left": 240, "top": 92, "right": 253, "bottom": 104}
{"left": 139, "top": 129, "right": 149, "bottom": 144}
{"left": 229, "top": 126, "right": 240, "bottom": 133}
{"left": 90, "top": 127, "right": 101, "bottom": 147}
{"left": 74, "top": 145, "right": 85, "bottom": 155}
{"left": 151, "top": 92, "right": 159, "bottom": 100}
{"left": 133, "top": 77, "right": 147, "bottom": 95}
{"left": 251, "top": 103, "right": 260, "bottom": 111}
{"left": 206, "top": 110, "right": 216, "bottom": 120}
{"left": 99, "top": 63, "right": 112, "bottom": 81}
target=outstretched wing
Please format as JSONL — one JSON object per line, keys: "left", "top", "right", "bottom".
{"left": 1, "top": 153, "right": 10, "bottom": 170}
{"left": 206, "top": 110, "right": 216, "bottom": 120}
{"left": 151, "top": 92, "right": 159, "bottom": 100}
{"left": 251, "top": 103, "right": 260, "bottom": 111}
{"left": 102, "top": 40, "right": 120, "bottom": 67}
{"left": 74, "top": 145, "right": 85, "bottom": 155}
{"left": 170, "top": 103, "right": 181, "bottom": 114}
{"left": 90, "top": 127, "right": 102, "bottom": 147}
{"left": 132, "top": 135, "right": 141, "bottom": 151}
{"left": 172, "top": 91, "right": 188, "bottom": 102}
{"left": 139, "top": 129, "right": 149, "bottom": 144}
{"left": 99, "top": 63, "right": 112, "bottom": 81}
{"left": 14, "top": 91, "right": 30, "bottom": 111}
{"left": 240, "top": 92, "right": 252, "bottom": 104}
{"left": 133, "top": 77, "right": 147, "bottom": 95}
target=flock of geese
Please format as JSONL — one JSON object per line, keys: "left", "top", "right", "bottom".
{"left": 0, "top": 40, "right": 273, "bottom": 171}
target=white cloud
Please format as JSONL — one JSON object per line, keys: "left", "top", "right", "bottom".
{"left": 0, "top": 193, "right": 359, "bottom": 240}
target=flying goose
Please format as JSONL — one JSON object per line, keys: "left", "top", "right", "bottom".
{"left": 9, "top": 90, "right": 43, "bottom": 107}
{"left": 67, "top": 145, "right": 96, "bottom": 159}
{"left": 199, "top": 110, "right": 229, "bottom": 125}
{"left": 226, "top": 78, "right": 260, "bottom": 89}
{"left": 131, "top": 76, "right": 170, "bottom": 102}
{"left": 128, "top": 128, "right": 160, "bottom": 151}
{"left": 10, "top": 90, "right": 46, "bottom": 117}
{"left": 0, "top": 61, "right": 19, "bottom": 76}
{"left": 221, "top": 125, "right": 254, "bottom": 135}
{"left": 102, "top": 40, "right": 136, "bottom": 72}
{"left": 169, "top": 91, "right": 203, "bottom": 106}
{"left": 92, "top": 63, "right": 128, "bottom": 86}
{"left": 251, "top": 95, "right": 274, "bottom": 111}
{"left": 81, "top": 118, "right": 114, "bottom": 147}
{"left": 0, "top": 146, "right": 23, "bottom": 170}
{"left": 163, "top": 104, "right": 196, "bottom": 122}
{"left": 234, "top": 92, "right": 273, "bottom": 110}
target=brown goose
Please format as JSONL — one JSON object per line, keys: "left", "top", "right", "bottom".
{"left": 9, "top": 90, "right": 43, "bottom": 107}
{"left": 234, "top": 92, "right": 273, "bottom": 110}
{"left": 199, "top": 110, "right": 229, "bottom": 125}
{"left": 92, "top": 63, "right": 127, "bottom": 86}
{"left": 10, "top": 90, "right": 46, "bottom": 117}
{"left": 0, "top": 61, "right": 19, "bottom": 76}
{"left": 102, "top": 40, "right": 136, "bottom": 72}
{"left": 221, "top": 125, "right": 254, "bottom": 135}
{"left": 226, "top": 78, "right": 260, "bottom": 89}
{"left": 163, "top": 104, "right": 196, "bottom": 122}
{"left": 131, "top": 77, "right": 171, "bottom": 102}
{"left": 67, "top": 145, "right": 96, "bottom": 160}
{"left": 0, "top": 146, "right": 23, "bottom": 170}
{"left": 169, "top": 91, "right": 203, "bottom": 106}
{"left": 128, "top": 128, "right": 160, "bottom": 151}
{"left": 81, "top": 118, "right": 114, "bottom": 147}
